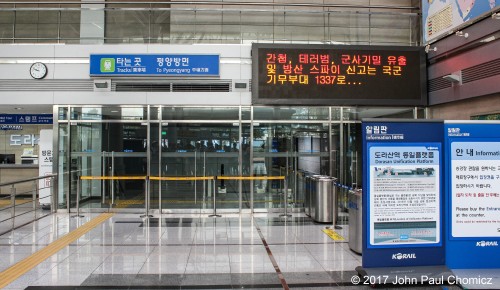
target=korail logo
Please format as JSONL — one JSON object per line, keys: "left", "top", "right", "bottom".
{"left": 476, "top": 241, "right": 499, "bottom": 247}
{"left": 392, "top": 253, "right": 416, "bottom": 260}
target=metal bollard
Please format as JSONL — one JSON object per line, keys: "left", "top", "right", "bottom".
{"left": 141, "top": 177, "right": 153, "bottom": 218}
{"left": 32, "top": 180, "right": 37, "bottom": 220}
{"left": 209, "top": 178, "right": 221, "bottom": 217}
{"left": 72, "top": 177, "right": 84, "bottom": 218}
{"left": 280, "top": 177, "right": 291, "bottom": 218}
{"left": 11, "top": 185, "right": 16, "bottom": 230}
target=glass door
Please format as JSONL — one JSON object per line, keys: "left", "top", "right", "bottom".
{"left": 252, "top": 123, "right": 329, "bottom": 212}
{"left": 69, "top": 122, "right": 148, "bottom": 212}
{"left": 151, "top": 122, "right": 240, "bottom": 213}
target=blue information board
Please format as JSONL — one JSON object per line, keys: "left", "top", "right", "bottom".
{"left": 444, "top": 122, "right": 500, "bottom": 269}
{"left": 89, "top": 54, "right": 220, "bottom": 76}
{"left": 362, "top": 120, "right": 445, "bottom": 268}
{"left": 0, "top": 114, "right": 53, "bottom": 124}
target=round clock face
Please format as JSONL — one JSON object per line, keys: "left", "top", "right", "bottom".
{"left": 30, "top": 62, "right": 47, "bottom": 79}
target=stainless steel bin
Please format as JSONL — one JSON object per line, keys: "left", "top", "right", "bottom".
{"left": 307, "top": 174, "right": 323, "bottom": 217}
{"left": 312, "top": 176, "right": 336, "bottom": 223}
{"left": 348, "top": 188, "right": 362, "bottom": 254}
{"left": 304, "top": 175, "right": 311, "bottom": 216}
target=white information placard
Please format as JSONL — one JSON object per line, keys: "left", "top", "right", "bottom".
{"left": 38, "top": 129, "right": 53, "bottom": 206}
{"left": 451, "top": 141, "right": 500, "bottom": 238}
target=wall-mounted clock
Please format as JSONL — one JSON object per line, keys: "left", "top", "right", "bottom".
{"left": 30, "top": 62, "right": 48, "bottom": 79}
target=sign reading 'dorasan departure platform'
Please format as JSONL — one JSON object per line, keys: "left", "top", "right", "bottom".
{"left": 90, "top": 54, "right": 220, "bottom": 76}
{"left": 252, "top": 44, "right": 427, "bottom": 106}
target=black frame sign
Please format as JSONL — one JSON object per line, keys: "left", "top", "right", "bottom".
{"left": 252, "top": 44, "right": 427, "bottom": 106}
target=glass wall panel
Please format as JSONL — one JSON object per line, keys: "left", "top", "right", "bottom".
{"left": 57, "top": 124, "right": 69, "bottom": 209}
{"left": 105, "top": 10, "right": 150, "bottom": 43}
{"left": 69, "top": 122, "right": 148, "bottom": 211}
{"left": 343, "top": 107, "right": 415, "bottom": 120}
{"left": 252, "top": 123, "right": 329, "bottom": 211}
{"left": 158, "top": 122, "right": 240, "bottom": 212}
{"left": 253, "top": 107, "right": 329, "bottom": 120}
{"left": 71, "top": 107, "right": 147, "bottom": 121}
{"left": 162, "top": 107, "right": 239, "bottom": 121}
{"left": 56, "top": 105, "right": 425, "bottom": 213}
{"left": 0, "top": 11, "right": 14, "bottom": 43}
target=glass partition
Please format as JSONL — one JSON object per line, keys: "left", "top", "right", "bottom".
{"left": 0, "top": 4, "right": 420, "bottom": 45}
{"left": 56, "top": 105, "right": 424, "bottom": 213}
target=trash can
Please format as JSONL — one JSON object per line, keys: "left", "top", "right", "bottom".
{"left": 312, "top": 176, "right": 336, "bottom": 223}
{"left": 297, "top": 171, "right": 306, "bottom": 214}
{"left": 348, "top": 188, "right": 362, "bottom": 254}
{"left": 304, "top": 175, "right": 311, "bottom": 216}
{"left": 306, "top": 174, "right": 323, "bottom": 217}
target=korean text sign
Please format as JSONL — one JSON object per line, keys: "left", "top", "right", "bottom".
{"left": 445, "top": 122, "right": 500, "bottom": 269}
{"left": 90, "top": 54, "right": 220, "bottom": 76}
{"left": 252, "top": 44, "right": 427, "bottom": 106}
{"left": 362, "top": 121, "right": 444, "bottom": 268}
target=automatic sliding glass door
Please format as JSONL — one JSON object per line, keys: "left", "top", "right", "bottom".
{"left": 252, "top": 123, "right": 329, "bottom": 212}
{"left": 69, "top": 121, "right": 148, "bottom": 211}
{"left": 152, "top": 122, "right": 240, "bottom": 213}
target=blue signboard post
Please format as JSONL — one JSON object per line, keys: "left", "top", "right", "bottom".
{"left": 89, "top": 54, "right": 220, "bottom": 76}
{"left": 362, "top": 120, "right": 445, "bottom": 268}
{"left": 444, "top": 121, "right": 500, "bottom": 269}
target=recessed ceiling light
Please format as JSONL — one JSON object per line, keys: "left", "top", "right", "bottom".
{"left": 14, "top": 107, "right": 23, "bottom": 110}
{"left": 110, "top": 110, "right": 119, "bottom": 113}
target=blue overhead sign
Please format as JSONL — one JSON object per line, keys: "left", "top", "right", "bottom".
{"left": 89, "top": 54, "right": 220, "bottom": 76}
{"left": 0, "top": 114, "right": 53, "bottom": 125}
{"left": 444, "top": 122, "right": 500, "bottom": 269}
{"left": 362, "top": 121, "right": 445, "bottom": 268}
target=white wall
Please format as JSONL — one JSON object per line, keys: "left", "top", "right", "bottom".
{"left": 0, "top": 44, "right": 252, "bottom": 106}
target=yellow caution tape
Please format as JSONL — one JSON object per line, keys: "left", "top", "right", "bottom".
{"left": 150, "top": 176, "right": 215, "bottom": 181}
{"left": 80, "top": 176, "right": 147, "bottom": 180}
{"left": 217, "top": 176, "right": 285, "bottom": 180}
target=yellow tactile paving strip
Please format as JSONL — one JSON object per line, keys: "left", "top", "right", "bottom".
{"left": 0, "top": 199, "right": 31, "bottom": 206}
{"left": 322, "top": 228, "right": 345, "bottom": 241}
{"left": 0, "top": 213, "right": 114, "bottom": 288}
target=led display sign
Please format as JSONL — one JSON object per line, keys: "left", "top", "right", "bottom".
{"left": 252, "top": 44, "right": 427, "bottom": 106}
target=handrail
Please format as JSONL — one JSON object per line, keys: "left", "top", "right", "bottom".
{"left": 0, "top": 174, "right": 57, "bottom": 188}
{"left": 0, "top": 174, "right": 57, "bottom": 236}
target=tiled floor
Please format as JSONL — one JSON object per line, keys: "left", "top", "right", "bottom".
{"left": 0, "top": 213, "right": 496, "bottom": 289}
